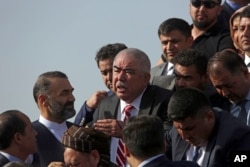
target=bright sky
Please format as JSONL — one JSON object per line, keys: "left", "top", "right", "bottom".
{"left": 1, "top": 0, "right": 193, "bottom": 121}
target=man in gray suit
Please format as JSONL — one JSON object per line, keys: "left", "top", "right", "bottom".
{"left": 151, "top": 18, "right": 193, "bottom": 83}
{"left": 93, "top": 48, "right": 173, "bottom": 166}
{"left": 166, "top": 88, "right": 250, "bottom": 167}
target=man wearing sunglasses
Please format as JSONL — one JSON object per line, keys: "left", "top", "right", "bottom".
{"left": 190, "top": 0, "right": 235, "bottom": 59}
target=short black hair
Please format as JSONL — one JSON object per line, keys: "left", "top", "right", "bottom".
{"left": 207, "top": 49, "right": 246, "bottom": 74}
{"left": 95, "top": 43, "right": 127, "bottom": 67}
{"left": 123, "top": 115, "right": 164, "bottom": 159}
{"left": 173, "top": 49, "right": 208, "bottom": 75}
{"left": 33, "top": 71, "right": 68, "bottom": 103}
{"left": 168, "top": 88, "right": 211, "bottom": 121}
{"left": 158, "top": 18, "right": 191, "bottom": 38}
{"left": 0, "top": 110, "right": 27, "bottom": 149}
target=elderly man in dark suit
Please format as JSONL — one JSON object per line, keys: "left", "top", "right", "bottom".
{"left": 92, "top": 48, "right": 173, "bottom": 166}
{"left": 166, "top": 88, "right": 250, "bottom": 167}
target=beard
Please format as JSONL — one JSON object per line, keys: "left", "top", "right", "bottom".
{"left": 193, "top": 19, "right": 211, "bottom": 30}
{"left": 48, "top": 98, "right": 76, "bottom": 121}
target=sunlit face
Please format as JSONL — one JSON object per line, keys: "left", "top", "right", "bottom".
{"left": 98, "top": 58, "right": 113, "bottom": 90}
{"left": 189, "top": 1, "right": 221, "bottom": 30}
{"left": 19, "top": 113, "right": 37, "bottom": 157}
{"left": 231, "top": 16, "right": 241, "bottom": 48}
{"left": 239, "top": 17, "right": 250, "bottom": 52}
{"left": 64, "top": 148, "right": 99, "bottom": 167}
{"left": 112, "top": 54, "right": 150, "bottom": 103}
{"left": 209, "top": 62, "right": 249, "bottom": 103}
{"left": 174, "top": 64, "right": 207, "bottom": 90}
{"left": 159, "top": 30, "right": 193, "bottom": 63}
{"left": 47, "top": 78, "right": 76, "bottom": 122}
{"left": 173, "top": 111, "right": 214, "bottom": 147}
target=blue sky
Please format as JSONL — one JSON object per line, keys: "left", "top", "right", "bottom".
{"left": 1, "top": 0, "right": 192, "bottom": 121}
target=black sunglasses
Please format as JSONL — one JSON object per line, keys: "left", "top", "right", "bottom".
{"left": 191, "top": 0, "right": 220, "bottom": 9}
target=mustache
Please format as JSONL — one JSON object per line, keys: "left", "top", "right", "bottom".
{"left": 116, "top": 81, "right": 128, "bottom": 88}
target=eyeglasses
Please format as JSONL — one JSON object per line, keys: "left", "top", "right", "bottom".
{"left": 191, "top": 0, "right": 220, "bottom": 9}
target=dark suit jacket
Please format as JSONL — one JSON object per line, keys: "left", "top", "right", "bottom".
{"left": 166, "top": 109, "right": 250, "bottom": 167}
{"left": 92, "top": 84, "right": 173, "bottom": 131}
{"left": 0, "top": 153, "right": 9, "bottom": 166}
{"left": 32, "top": 121, "right": 73, "bottom": 167}
{"left": 143, "top": 155, "right": 199, "bottom": 167}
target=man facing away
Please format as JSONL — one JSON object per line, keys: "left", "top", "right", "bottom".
{"left": 0, "top": 110, "right": 37, "bottom": 166}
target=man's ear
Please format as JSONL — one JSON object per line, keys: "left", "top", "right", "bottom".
{"left": 38, "top": 94, "right": 48, "bottom": 107}
{"left": 90, "top": 150, "right": 100, "bottom": 163}
{"left": 13, "top": 132, "right": 23, "bottom": 145}
{"left": 124, "top": 144, "right": 130, "bottom": 157}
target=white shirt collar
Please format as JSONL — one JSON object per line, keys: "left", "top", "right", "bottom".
{"left": 138, "top": 154, "right": 164, "bottom": 167}
{"left": 39, "top": 115, "right": 67, "bottom": 142}
{"left": 0, "top": 151, "right": 22, "bottom": 162}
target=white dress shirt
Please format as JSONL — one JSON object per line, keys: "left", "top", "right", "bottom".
{"left": 39, "top": 115, "right": 68, "bottom": 142}
{"left": 110, "top": 89, "right": 145, "bottom": 164}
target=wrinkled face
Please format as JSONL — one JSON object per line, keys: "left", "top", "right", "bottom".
{"left": 189, "top": 0, "right": 221, "bottom": 30}
{"left": 47, "top": 78, "right": 76, "bottom": 122}
{"left": 160, "top": 30, "right": 192, "bottom": 63}
{"left": 19, "top": 114, "right": 37, "bottom": 156}
{"left": 239, "top": 17, "right": 250, "bottom": 52}
{"left": 174, "top": 64, "right": 207, "bottom": 90}
{"left": 209, "top": 62, "right": 249, "bottom": 103}
{"left": 173, "top": 111, "right": 214, "bottom": 147}
{"left": 64, "top": 148, "right": 98, "bottom": 167}
{"left": 112, "top": 55, "right": 150, "bottom": 103}
{"left": 98, "top": 58, "right": 113, "bottom": 90}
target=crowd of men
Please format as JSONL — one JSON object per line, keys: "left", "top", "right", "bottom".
{"left": 1, "top": 0, "right": 250, "bottom": 167}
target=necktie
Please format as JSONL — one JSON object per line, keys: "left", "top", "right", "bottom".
{"left": 116, "top": 105, "right": 134, "bottom": 167}
{"left": 238, "top": 100, "right": 247, "bottom": 124}
{"left": 192, "top": 146, "right": 201, "bottom": 162}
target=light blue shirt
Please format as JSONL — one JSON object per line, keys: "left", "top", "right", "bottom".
{"left": 0, "top": 151, "right": 22, "bottom": 162}
{"left": 230, "top": 90, "right": 250, "bottom": 126}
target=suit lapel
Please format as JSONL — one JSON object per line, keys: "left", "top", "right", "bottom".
{"left": 109, "top": 95, "right": 120, "bottom": 118}
{"left": 138, "top": 86, "right": 154, "bottom": 115}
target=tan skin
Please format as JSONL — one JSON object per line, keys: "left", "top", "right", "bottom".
{"left": 85, "top": 59, "right": 113, "bottom": 110}
{"left": 37, "top": 77, "right": 75, "bottom": 123}
{"left": 94, "top": 51, "right": 150, "bottom": 138}
{"left": 190, "top": 1, "right": 221, "bottom": 39}
{"left": 209, "top": 62, "right": 250, "bottom": 103}
{"left": 174, "top": 64, "right": 208, "bottom": 90}
{"left": 156, "top": 30, "right": 193, "bottom": 65}
{"left": 2, "top": 112, "right": 37, "bottom": 161}
{"left": 173, "top": 110, "right": 215, "bottom": 147}
{"left": 239, "top": 17, "right": 250, "bottom": 56}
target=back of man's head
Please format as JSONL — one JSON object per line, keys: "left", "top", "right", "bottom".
{"left": 123, "top": 115, "right": 164, "bottom": 160}
{"left": 0, "top": 110, "right": 26, "bottom": 150}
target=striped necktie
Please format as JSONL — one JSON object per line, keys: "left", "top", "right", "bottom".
{"left": 116, "top": 105, "right": 134, "bottom": 167}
